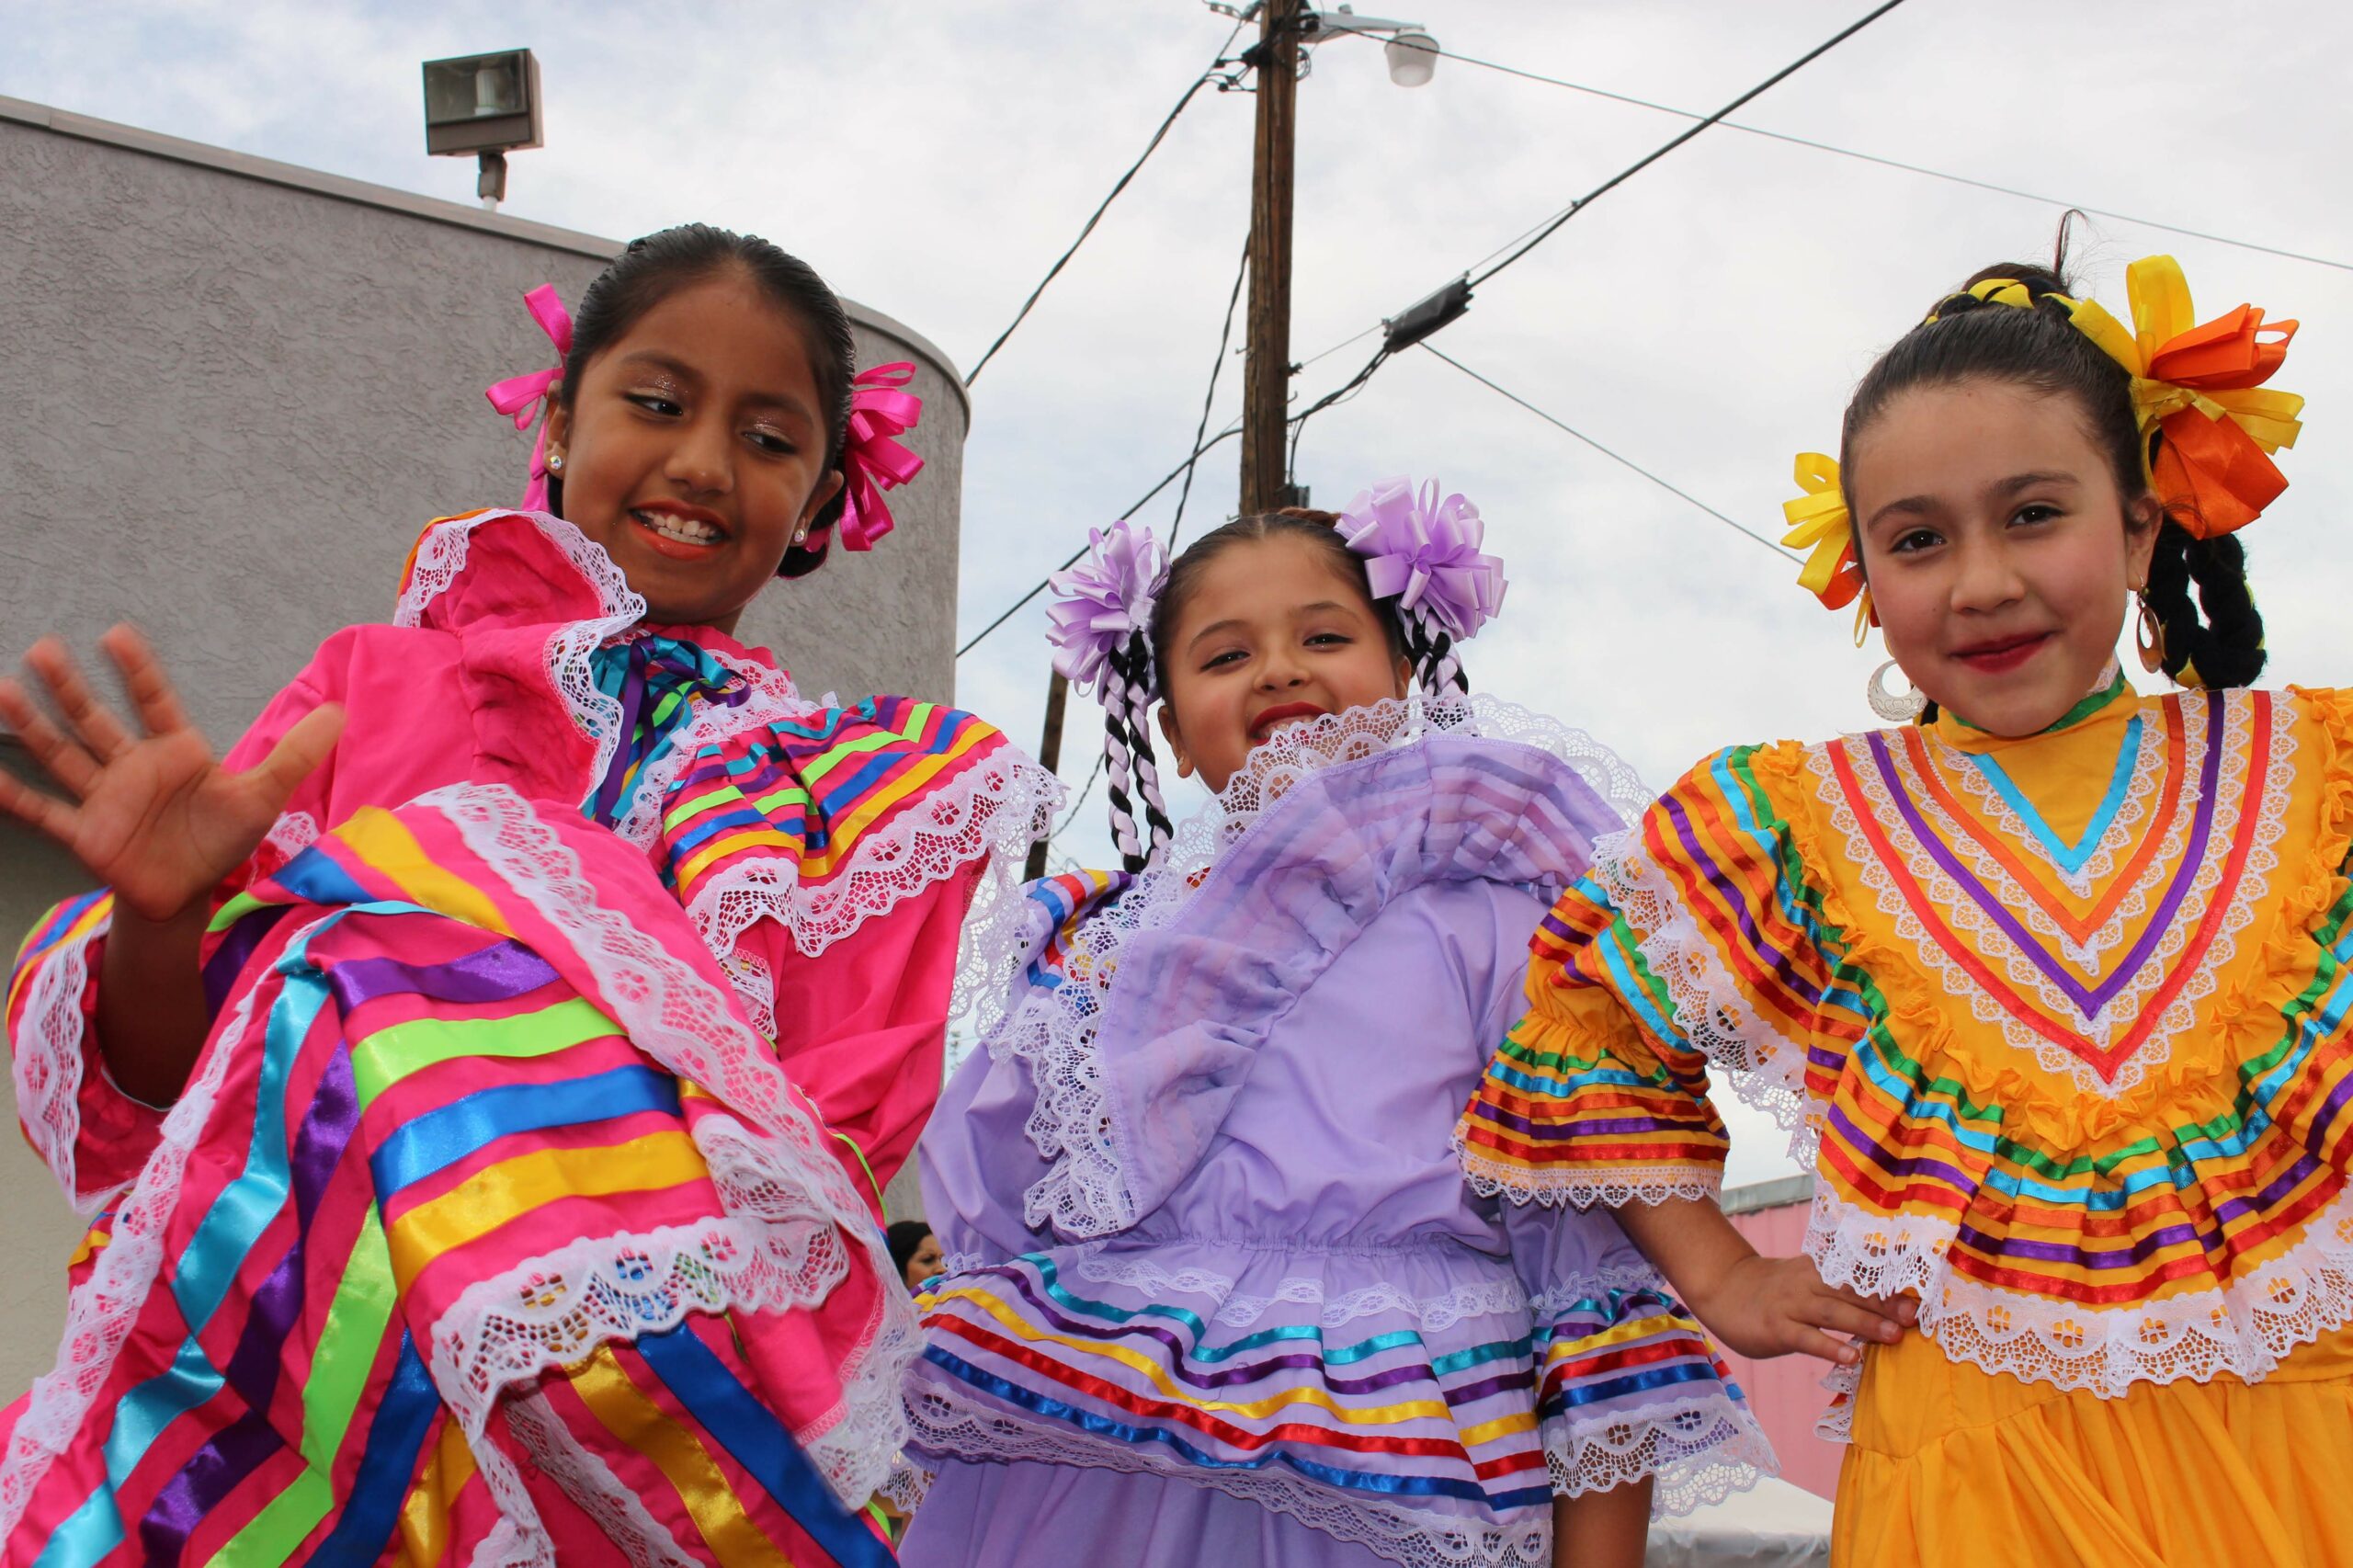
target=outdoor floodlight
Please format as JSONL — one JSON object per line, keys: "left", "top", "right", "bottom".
{"left": 1383, "top": 28, "right": 1438, "bottom": 86}
{"left": 422, "top": 49, "right": 543, "bottom": 212}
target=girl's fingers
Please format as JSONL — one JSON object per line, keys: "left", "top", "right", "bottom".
{"left": 1806, "top": 1297, "right": 1905, "bottom": 1346}
{"left": 0, "top": 676, "right": 100, "bottom": 797}
{"left": 0, "top": 767, "right": 80, "bottom": 846}
{"left": 236, "top": 703, "right": 344, "bottom": 812}
{"left": 1784, "top": 1325, "right": 1863, "bottom": 1366}
{"left": 1824, "top": 1283, "right": 1916, "bottom": 1328}
{"left": 102, "top": 625, "right": 196, "bottom": 741}
{"left": 26, "top": 639, "right": 135, "bottom": 763}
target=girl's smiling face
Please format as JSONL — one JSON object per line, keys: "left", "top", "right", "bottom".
{"left": 543, "top": 268, "right": 844, "bottom": 634}
{"left": 1849, "top": 378, "right": 2158, "bottom": 736}
{"left": 1154, "top": 533, "right": 1410, "bottom": 794}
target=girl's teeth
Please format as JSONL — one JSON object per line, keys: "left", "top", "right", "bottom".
{"left": 637, "top": 511, "right": 719, "bottom": 543}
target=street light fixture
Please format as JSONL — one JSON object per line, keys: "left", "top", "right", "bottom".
{"left": 421, "top": 48, "right": 543, "bottom": 213}
{"left": 1300, "top": 7, "right": 1438, "bottom": 85}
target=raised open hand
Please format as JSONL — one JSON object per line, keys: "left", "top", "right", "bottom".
{"left": 0, "top": 627, "right": 344, "bottom": 922}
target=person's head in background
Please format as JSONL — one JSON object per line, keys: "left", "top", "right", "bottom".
{"left": 888, "top": 1220, "right": 943, "bottom": 1291}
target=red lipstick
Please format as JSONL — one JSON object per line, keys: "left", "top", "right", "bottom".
{"left": 1248, "top": 701, "right": 1328, "bottom": 741}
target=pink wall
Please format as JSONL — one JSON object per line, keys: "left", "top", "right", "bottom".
{"left": 1720, "top": 1199, "right": 1845, "bottom": 1500}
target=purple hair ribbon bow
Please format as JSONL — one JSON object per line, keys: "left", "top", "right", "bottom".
{"left": 1045, "top": 518, "right": 1167, "bottom": 691}
{"left": 483, "top": 284, "right": 574, "bottom": 512}
{"left": 1338, "top": 476, "right": 1506, "bottom": 642}
{"left": 835, "top": 363, "right": 926, "bottom": 551}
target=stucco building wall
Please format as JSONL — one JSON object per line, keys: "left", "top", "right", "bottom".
{"left": 0, "top": 97, "right": 968, "bottom": 1400}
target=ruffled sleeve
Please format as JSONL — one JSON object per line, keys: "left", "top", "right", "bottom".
{"left": 6, "top": 654, "right": 343, "bottom": 1210}
{"left": 1497, "top": 1199, "right": 1774, "bottom": 1516}
{"left": 739, "top": 870, "right": 972, "bottom": 1207}
{"left": 1459, "top": 743, "right": 1862, "bottom": 1207}
{"left": 917, "top": 870, "right": 1131, "bottom": 1267}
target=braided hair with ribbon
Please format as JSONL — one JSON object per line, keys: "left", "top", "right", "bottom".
{"left": 1045, "top": 521, "right": 1174, "bottom": 872}
{"left": 1780, "top": 229, "right": 2301, "bottom": 691}
{"left": 484, "top": 222, "right": 929, "bottom": 576}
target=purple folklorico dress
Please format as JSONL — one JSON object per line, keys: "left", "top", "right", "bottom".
{"left": 899, "top": 700, "right": 1774, "bottom": 1568}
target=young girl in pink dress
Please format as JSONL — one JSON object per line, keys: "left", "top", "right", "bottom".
{"left": 0, "top": 223, "right": 1053, "bottom": 1567}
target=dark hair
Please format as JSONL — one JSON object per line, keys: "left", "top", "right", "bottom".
{"left": 1840, "top": 224, "right": 2266, "bottom": 690}
{"left": 886, "top": 1221, "right": 934, "bottom": 1281}
{"left": 546, "top": 222, "right": 859, "bottom": 578}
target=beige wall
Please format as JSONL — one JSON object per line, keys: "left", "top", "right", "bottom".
{"left": 0, "top": 97, "right": 965, "bottom": 1400}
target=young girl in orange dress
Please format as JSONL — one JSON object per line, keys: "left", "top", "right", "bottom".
{"left": 1457, "top": 244, "right": 2353, "bottom": 1565}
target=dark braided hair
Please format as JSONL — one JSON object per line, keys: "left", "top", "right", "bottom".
{"left": 546, "top": 222, "right": 859, "bottom": 578}
{"left": 1841, "top": 225, "right": 2267, "bottom": 690}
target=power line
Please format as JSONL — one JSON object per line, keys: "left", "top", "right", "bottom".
{"left": 1434, "top": 47, "right": 2353, "bottom": 277}
{"left": 955, "top": 423, "right": 1242, "bottom": 658}
{"left": 1169, "top": 232, "right": 1254, "bottom": 550}
{"left": 1467, "top": 0, "right": 1912, "bottom": 292}
{"left": 1285, "top": 0, "right": 1911, "bottom": 467}
{"left": 1420, "top": 344, "right": 1800, "bottom": 563}
{"left": 962, "top": 23, "right": 1245, "bottom": 388}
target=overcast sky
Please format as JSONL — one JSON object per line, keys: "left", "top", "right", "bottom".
{"left": 10, "top": 0, "right": 2349, "bottom": 1183}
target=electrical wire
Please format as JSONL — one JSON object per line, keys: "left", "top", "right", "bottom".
{"left": 962, "top": 22, "right": 1245, "bottom": 388}
{"left": 1169, "top": 232, "right": 1254, "bottom": 550}
{"left": 1420, "top": 344, "right": 1800, "bottom": 562}
{"left": 1468, "top": 0, "right": 1913, "bottom": 292}
{"left": 1284, "top": 0, "right": 1910, "bottom": 466}
{"left": 1435, "top": 47, "right": 2353, "bottom": 276}
{"left": 965, "top": 2, "right": 1903, "bottom": 654}
{"left": 954, "top": 424, "right": 1243, "bottom": 658}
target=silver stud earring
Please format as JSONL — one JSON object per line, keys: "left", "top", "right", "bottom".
{"left": 1867, "top": 659, "right": 1927, "bottom": 723}
{"left": 547, "top": 452, "right": 563, "bottom": 472}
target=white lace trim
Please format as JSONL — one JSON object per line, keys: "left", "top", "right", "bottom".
{"left": 391, "top": 509, "right": 647, "bottom": 865}
{"left": 0, "top": 914, "right": 300, "bottom": 1540}
{"left": 1067, "top": 1248, "right": 1530, "bottom": 1332}
{"left": 417, "top": 783, "right": 916, "bottom": 1505}
{"left": 1805, "top": 1178, "right": 2353, "bottom": 1398}
{"left": 904, "top": 1381, "right": 1552, "bottom": 1568}
{"left": 1529, "top": 1264, "right": 1778, "bottom": 1516}
{"left": 1586, "top": 825, "right": 1824, "bottom": 1164}
{"left": 8, "top": 903, "right": 109, "bottom": 1214}
{"left": 1546, "top": 1393, "right": 1775, "bottom": 1519}
{"left": 504, "top": 1389, "right": 699, "bottom": 1568}
{"left": 1813, "top": 688, "right": 2295, "bottom": 1099}
{"left": 973, "top": 693, "right": 1649, "bottom": 1243}
{"left": 1460, "top": 1157, "right": 1722, "bottom": 1211}
{"left": 686, "top": 743, "right": 1062, "bottom": 1033}
{"left": 387, "top": 509, "right": 1062, "bottom": 1027}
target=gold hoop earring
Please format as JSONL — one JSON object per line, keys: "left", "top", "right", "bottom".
{"left": 2134, "top": 593, "right": 2166, "bottom": 675}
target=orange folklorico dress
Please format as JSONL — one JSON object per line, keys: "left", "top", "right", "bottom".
{"left": 1456, "top": 671, "right": 2353, "bottom": 1566}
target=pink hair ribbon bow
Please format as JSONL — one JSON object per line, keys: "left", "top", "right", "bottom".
{"left": 483, "top": 284, "right": 574, "bottom": 511}
{"left": 835, "top": 363, "right": 926, "bottom": 551}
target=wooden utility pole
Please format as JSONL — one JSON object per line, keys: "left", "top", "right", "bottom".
{"left": 1022, "top": 671, "right": 1070, "bottom": 881}
{"left": 1239, "top": 0, "right": 1302, "bottom": 514}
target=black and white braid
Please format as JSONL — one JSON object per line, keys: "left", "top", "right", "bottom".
{"left": 1099, "top": 631, "right": 1174, "bottom": 873}
{"left": 1398, "top": 603, "right": 1469, "bottom": 696}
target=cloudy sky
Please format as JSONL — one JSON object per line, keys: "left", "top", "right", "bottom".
{"left": 10, "top": 0, "right": 2349, "bottom": 1182}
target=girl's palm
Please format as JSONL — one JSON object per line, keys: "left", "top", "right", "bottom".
{"left": 0, "top": 629, "right": 342, "bottom": 922}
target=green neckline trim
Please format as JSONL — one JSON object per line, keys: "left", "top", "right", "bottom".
{"left": 1949, "top": 665, "right": 2129, "bottom": 736}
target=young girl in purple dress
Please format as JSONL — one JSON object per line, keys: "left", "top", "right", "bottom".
{"left": 900, "top": 485, "right": 1790, "bottom": 1567}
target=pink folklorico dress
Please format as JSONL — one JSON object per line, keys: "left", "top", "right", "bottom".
{"left": 2, "top": 510, "right": 1055, "bottom": 1567}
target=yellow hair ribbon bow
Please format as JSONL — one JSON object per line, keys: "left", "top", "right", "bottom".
{"left": 1780, "top": 453, "right": 1868, "bottom": 616}
{"left": 1924, "top": 276, "right": 2057, "bottom": 323}
{"left": 2062, "top": 255, "right": 2302, "bottom": 537}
